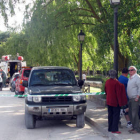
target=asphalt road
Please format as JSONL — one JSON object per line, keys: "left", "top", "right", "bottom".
{"left": 0, "top": 88, "right": 108, "bottom": 140}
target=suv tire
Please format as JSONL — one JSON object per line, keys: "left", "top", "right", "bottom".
{"left": 76, "top": 113, "right": 85, "bottom": 128}
{"left": 25, "top": 107, "right": 36, "bottom": 129}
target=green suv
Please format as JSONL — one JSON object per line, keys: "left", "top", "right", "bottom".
{"left": 23, "top": 66, "right": 86, "bottom": 129}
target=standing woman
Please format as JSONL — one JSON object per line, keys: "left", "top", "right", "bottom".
{"left": 105, "top": 69, "right": 127, "bottom": 134}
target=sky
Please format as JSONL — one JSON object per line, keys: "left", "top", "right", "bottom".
{"left": 0, "top": 1, "right": 33, "bottom": 32}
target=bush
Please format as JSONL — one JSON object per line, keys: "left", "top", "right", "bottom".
{"left": 101, "top": 77, "right": 109, "bottom": 92}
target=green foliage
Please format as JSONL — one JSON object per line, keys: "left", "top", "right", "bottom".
{"left": 101, "top": 77, "right": 109, "bottom": 92}
{"left": 1, "top": 0, "right": 140, "bottom": 72}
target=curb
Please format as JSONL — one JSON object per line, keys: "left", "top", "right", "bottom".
{"left": 85, "top": 114, "right": 121, "bottom": 140}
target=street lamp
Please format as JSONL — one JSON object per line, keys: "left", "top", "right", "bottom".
{"left": 109, "top": 0, "right": 120, "bottom": 78}
{"left": 109, "top": 0, "right": 120, "bottom": 5}
{"left": 78, "top": 30, "right": 85, "bottom": 80}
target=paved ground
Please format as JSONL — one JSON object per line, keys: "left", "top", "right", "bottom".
{"left": 85, "top": 100, "right": 140, "bottom": 140}
{"left": 0, "top": 88, "right": 108, "bottom": 140}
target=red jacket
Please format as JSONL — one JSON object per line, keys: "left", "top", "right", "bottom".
{"left": 105, "top": 78, "right": 127, "bottom": 107}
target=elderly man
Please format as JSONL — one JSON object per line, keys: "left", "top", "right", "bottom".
{"left": 105, "top": 69, "right": 127, "bottom": 134}
{"left": 127, "top": 66, "right": 140, "bottom": 134}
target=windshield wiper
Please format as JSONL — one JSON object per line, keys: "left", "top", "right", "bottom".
{"left": 31, "top": 84, "right": 46, "bottom": 86}
{"left": 53, "top": 83, "right": 71, "bottom": 85}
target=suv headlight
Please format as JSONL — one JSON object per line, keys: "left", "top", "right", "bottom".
{"left": 73, "top": 95, "right": 81, "bottom": 102}
{"left": 33, "top": 97, "right": 42, "bottom": 102}
{"left": 73, "top": 95, "right": 86, "bottom": 102}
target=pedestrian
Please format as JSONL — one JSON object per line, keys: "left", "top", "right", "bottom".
{"left": 105, "top": 69, "right": 127, "bottom": 134}
{"left": 127, "top": 66, "right": 140, "bottom": 134}
{"left": 82, "top": 72, "right": 86, "bottom": 82}
{"left": 0, "top": 73, "right": 3, "bottom": 91}
{"left": 0, "top": 67, "right": 6, "bottom": 88}
{"left": 118, "top": 68, "right": 132, "bottom": 128}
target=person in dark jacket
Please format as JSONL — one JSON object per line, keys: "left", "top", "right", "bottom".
{"left": 105, "top": 69, "right": 127, "bottom": 134}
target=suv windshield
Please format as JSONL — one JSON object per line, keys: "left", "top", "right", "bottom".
{"left": 29, "top": 69, "right": 77, "bottom": 86}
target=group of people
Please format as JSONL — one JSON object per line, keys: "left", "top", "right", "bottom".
{"left": 105, "top": 66, "right": 140, "bottom": 134}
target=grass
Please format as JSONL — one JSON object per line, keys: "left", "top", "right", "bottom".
{"left": 90, "top": 87, "right": 101, "bottom": 92}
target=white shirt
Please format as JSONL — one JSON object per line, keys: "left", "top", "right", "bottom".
{"left": 127, "top": 74, "right": 140, "bottom": 99}
{"left": 82, "top": 74, "right": 86, "bottom": 80}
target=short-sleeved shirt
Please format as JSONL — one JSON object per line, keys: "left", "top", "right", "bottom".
{"left": 82, "top": 74, "right": 86, "bottom": 80}
{"left": 118, "top": 75, "right": 128, "bottom": 99}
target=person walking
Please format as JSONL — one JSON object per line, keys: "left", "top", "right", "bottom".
{"left": 118, "top": 68, "right": 132, "bottom": 128}
{"left": 105, "top": 69, "right": 127, "bottom": 134}
{"left": 127, "top": 66, "right": 140, "bottom": 134}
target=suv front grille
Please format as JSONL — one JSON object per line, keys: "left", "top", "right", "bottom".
{"left": 42, "top": 96, "right": 73, "bottom": 103}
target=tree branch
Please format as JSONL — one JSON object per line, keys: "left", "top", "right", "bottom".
{"left": 85, "top": 0, "right": 101, "bottom": 22}
{"left": 96, "top": 0, "right": 108, "bottom": 15}
{"left": 64, "top": 23, "right": 95, "bottom": 28}
{"left": 55, "top": 8, "right": 93, "bottom": 18}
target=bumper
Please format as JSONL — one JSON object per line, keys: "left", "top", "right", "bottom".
{"left": 25, "top": 103, "right": 87, "bottom": 116}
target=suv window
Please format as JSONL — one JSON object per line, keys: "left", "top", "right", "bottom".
{"left": 29, "top": 69, "right": 77, "bottom": 86}
{"left": 23, "top": 70, "right": 31, "bottom": 77}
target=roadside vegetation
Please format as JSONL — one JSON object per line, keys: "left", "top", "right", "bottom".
{"left": 1, "top": 0, "right": 140, "bottom": 76}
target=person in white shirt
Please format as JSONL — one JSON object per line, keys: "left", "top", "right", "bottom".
{"left": 0, "top": 73, "right": 3, "bottom": 91}
{"left": 127, "top": 66, "right": 140, "bottom": 134}
{"left": 82, "top": 72, "right": 86, "bottom": 82}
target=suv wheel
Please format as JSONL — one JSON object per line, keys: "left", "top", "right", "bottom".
{"left": 76, "top": 113, "right": 85, "bottom": 128}
{"left": 25, "top": 107, "right": 36, "bottom": 129}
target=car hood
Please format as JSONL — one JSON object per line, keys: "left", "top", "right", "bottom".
{"left": 28, "top": 86, "right": 81, "bottom": 95}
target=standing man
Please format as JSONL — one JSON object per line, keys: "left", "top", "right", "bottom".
{"left": 105, "top": 69, "right": 127, "bottom": 134}
{"left": 82, "top": 72, "right": 86, "bottom": 82}
{"left": 118, "top": 68, "right": 132, "bottom": 128}
{"left": 0, "top": 67, "right": 6, "bottom": 88}
{"left": 0, "top": 72, "right": 3, "bottom": 90}
{"left": 127, "top": 66, "right": 140, "bottom": 134}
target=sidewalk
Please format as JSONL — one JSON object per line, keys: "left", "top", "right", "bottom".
{"left": 85, "top": 100, "right": 140, "bottom": 140}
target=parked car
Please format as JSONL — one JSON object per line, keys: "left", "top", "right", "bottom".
{"left": 15, "top": 67, "right": 32, "bottom": 95}
{"left": 22, "top": 66, "right": 86, "bottom": 129}
{"left": 9, "top": 72, "right": 19, "bottom": 92}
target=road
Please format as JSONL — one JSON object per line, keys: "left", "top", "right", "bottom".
{"left": 0, "top": 88, "right": 108, "bottom": 140}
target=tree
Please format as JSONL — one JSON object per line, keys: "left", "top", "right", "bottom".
{"left": 2, "top": 0, "right": 140, "bottom": 72}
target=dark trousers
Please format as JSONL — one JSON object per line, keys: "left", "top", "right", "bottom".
{"left": 0, "top": 82, "right": 2, "bottom": 91}
{"left": 108, "top": 105, "right": 121, "bottom": 132}
{"left": 128, "top": 98, "right": 140, "bottom": 132}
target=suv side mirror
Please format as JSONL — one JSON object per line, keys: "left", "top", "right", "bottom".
{"left": 78, "top": 80, "right": 84, "bottom": 87}
{"left": 22, "top": 80, "right": 28, "bottom": 87}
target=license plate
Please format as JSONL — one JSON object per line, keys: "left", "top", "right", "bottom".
{"left": 48, "top": 108, "right": 67, "bottom": 112}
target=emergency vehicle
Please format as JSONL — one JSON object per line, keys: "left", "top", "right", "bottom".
{"left": 0, "top": 55, "right": 26, "bottom": 83}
